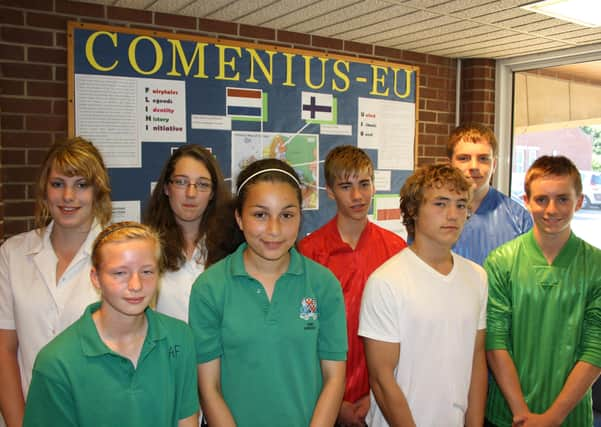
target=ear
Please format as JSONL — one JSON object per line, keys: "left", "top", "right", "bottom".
{"left": 90, "top": 267, "right": 101, "bottom": 292}
{"left": 326, "top": 185, "right": 335, "bottom": 201}
{"left": 522, "top": 193, "right": 531, "bottom": 211}
{"left": 575, "top": 193, "right": 584, "bottom": 211}
{"left": 234, "top": 209, "right": 243, "bottom": 232}
{"left": 163, "top": 183, "right": 170, "bottom": 197}
{"left": 492, "top": 157, "right": 498, "bottom": 175}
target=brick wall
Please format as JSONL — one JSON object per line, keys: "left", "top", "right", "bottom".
{"left": 0, "top": 0, "right": 495, "bottom": 239}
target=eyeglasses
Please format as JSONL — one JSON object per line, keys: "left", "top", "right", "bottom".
{"left": 169, "top": 178, "right": 212, "bottom": 192}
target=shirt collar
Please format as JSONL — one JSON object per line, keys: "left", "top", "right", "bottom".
{"left": 80, "top": 302, "right": 167, "bottom": 358}
{"left": 230, "top": 242, "right": 304, "bottom": 278}
{"left": 524, "top": 229, "right": 580, "bottom": 267}
{"left": 27, "top": 220, "right": 101, "bottom": 257}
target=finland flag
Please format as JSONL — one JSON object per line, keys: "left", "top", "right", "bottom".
{"left": 301, "top": 92, "right": 333, "bottom": 121}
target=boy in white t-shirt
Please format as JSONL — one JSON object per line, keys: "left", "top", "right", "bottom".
{"left": 359, "top": 164, "right": 488, "bottom": 427}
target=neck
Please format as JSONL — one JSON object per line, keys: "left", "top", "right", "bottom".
{"left": 243, "top": 248, "right": 290, "bottom": 279}
{"left": 336, "top": 215, "right": 367, "bottom": 249}
{"left": 470, "top": 186, "right": 490, "bottom": 213}
{"left": 532, "top": 227, "right": 571, "bottom": 264}
{"left": 177, "top": 219, "right": 201, "bottom": 259}
{"left": 93, "top": 306, "right": 147, "bottom": 341}
{"left": 50, "top": 222, "right": 91, "bottom": 257}
{"left": 410, "top": 237, "right": 453, "bottom": 275}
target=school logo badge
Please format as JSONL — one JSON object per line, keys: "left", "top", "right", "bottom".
{"left": 299, "top": 297, "right": 318, "bottom": 320}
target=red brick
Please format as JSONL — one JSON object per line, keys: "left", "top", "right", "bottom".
{"left": 427, "top": 76, "right": 449, "bottom": 90}
{"left": 419, "top": 111, "right": 436, "bottom": 122}
{"left": 423, "top": 145, "right": 447, "bottom": 157}
{"left": 155, "top": 12, "right": 196, "bottom": 30}
{"left": 26, "top": 12, "right": 69, "bottom": 30}
{"left": 1, "top": 115, "right": 24, "bottom": 129}
{"left": 1, "top": 27, "right": 53, "bottom": 46}
{"left": 419, "top": 87, "right": 437, "bottom": 99}
{"left": 437, "top": 112, "right": 454, "bottom": 123}
{"left": 3, "top": 218, "right": 30, "bottom": 237}
{"left": 198, "top": 18, "right": 237, "bottom": 35}
{"left": 418, "top": 64, "right": 438, "bottom": 77}
{"left": 55, "top": 65, "right": 66, "bottom": 81}
{"left": 55, "top": 32, "right": 67, "bottom": 48}
{"left": 0, "top": 79, "right": 24, "bottom": 95}
{"left": 419, "top": 134, "right": 436, "bottom": 144}
{"left": 28, "top": 47, "right": 66, "bottom": 64}
{"left": 2, "top": 183, "right": 26, "bottom": 199}
{"left": 240, "top": 24, "right": 275, "bottom": 40}
{"left": 425, "top": 123, "right": 449, "bottom": 135}
{"left": 1, "top": 98, "right": 52, "bottom": 114}
{"left": 0, "top": 43, "right": 25, "bottom": 60}
{"left": 1, "top": 149, "right": 25, "bottom": 165}
{"left": 26, "top": 115, "right": 67, "bottom": 131}
{"left": 2, "top": 131, "right": 52, "bottom": 147}
{"left": 312, "top": 35, "right": 342, "bottom": 50}
{"left": 343, "top": 40, "right": 372, "bottom": 55}
{"left": 1, "top": 62, "right": 53, "bottom": 79}
{"left": 374, "top": 46, "right": 401, "bottom": 59}
{"left": 0, "top": 0, "right": 52, "bottom": 11}
{"left": 0, "top": 7, "right": 23, "bottom": 25}
{"left": 53, "top": 99, "right": 67, "bottom": 114}
{"left": 4, "top": 200, "right": 35, "bottom": 216}
{"left": 28, "top": 149, "right": 50, "bottom": 164}
{"left": 108, "top": 6, "right": 152, "bottom": 24}
{"left": 277, "top": 30, "right": 310, "bottom": 45}
{"left": 2, "top": 166, "right": 39, "bottom": 182}
{"left": 401, "top": 50, "right": 427, "bottom": 64}
{"left": 426, "top": 99, "right": 448, "bottom": 111}
{"left": 55, "top": 0, "right": 104, "bottom": 18}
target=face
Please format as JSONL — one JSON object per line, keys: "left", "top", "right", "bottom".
{"left": 414, "top": 184, "right": 469, "bottom": 249}
{"left": 451, "top": 139, "right": 497, "bottom": 196}
{"left": 326, "top": 169, "right": 375, "bottom": 222}
{"left": 524, "top": 175, "right": 582, "bottom": 240}
{"left": 164, "top": 156, "right": 213, "bottom": 227}
{"left": 91, "top": 239, "right": 159, "bottom": 319}
{"left": 46, "top": 166, "right": 95, "bottom": 232}
{"left": 235, "top": 181, "right": 301, "bottom": 265}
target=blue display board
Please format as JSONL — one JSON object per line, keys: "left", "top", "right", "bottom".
{"left": 68, "top": 22, "right": 418, "bottom": 235}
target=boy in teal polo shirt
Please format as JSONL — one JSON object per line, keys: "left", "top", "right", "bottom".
{"left": 23, "top": 222, "right": 198, "bottom": 427}
{"left": 485, "top": 156, "right": 601, "bottom": 426}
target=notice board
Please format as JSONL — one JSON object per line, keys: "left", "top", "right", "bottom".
{"left": 68, "top": 22, "right": 419, "bottom": 236}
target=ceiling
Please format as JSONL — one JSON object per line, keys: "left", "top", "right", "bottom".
{"left": 81, "top": 0, "right": 601, "bottom": 59}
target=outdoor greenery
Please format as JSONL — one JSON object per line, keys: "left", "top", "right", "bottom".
{"left": 582, "top": 126, "right": 601, "bottom": 172}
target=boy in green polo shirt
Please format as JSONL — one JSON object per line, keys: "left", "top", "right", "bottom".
{"left": 485, "top": 156, "right": 601, "bottom": 426}
{"left": 23, "top": 222, "right": 199, "bottom": 427}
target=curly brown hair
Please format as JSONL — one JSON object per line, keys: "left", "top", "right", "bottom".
{"left": 400, "top": 164, "right": 472, "bottom": 240}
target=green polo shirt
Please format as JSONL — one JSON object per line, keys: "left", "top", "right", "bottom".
{"left": 189, "top": 244, "right": 347, "bottom": 427}
{"left": 485, "top": 231, "right": 601, "bottom": 426}
{"left": 24, "top": 302, "right": 198, "bottom": 427}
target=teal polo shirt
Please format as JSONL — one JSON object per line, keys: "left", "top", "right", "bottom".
{"left": 24, "top": 303, "right": 198, "bottom": 427}
{"left": 189, "top": 244, "right": 347, "bottom": 427}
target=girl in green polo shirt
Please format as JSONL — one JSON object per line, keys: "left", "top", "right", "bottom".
{"left": 23, "top": 222, "right": 199, "bottom": 427}
{"left": 189, "top": 159, "right": 347, "bottom": 427}
{"left": 189, "top": 158, "right": 348, "bottom": 427}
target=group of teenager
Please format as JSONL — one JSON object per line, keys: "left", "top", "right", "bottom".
{"left": 0, "top": 123, "right": 598, "bottom": 427}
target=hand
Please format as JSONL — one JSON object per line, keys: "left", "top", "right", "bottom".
{"left": 337, "top": 400, "right": 365, "bottom": 427}
{"left": 512, "top": 412, "right": 561, "bottom": 427}
{"left": 353, "top": 395, "right": 370, "bottom": 421}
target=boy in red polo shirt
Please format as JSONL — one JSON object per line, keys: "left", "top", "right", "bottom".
{"left": 299, "top": 145, "right": 406, "bottom": 426}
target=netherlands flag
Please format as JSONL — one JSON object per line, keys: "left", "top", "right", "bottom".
{"left": 226, "top": 87, "right": 263, "bottom": 118}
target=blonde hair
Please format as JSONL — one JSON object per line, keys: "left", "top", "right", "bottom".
{"left": 92, "top": 222, "right": 163, "bottom": 273}
{"left": 35, "top": 137, "right": 112, "bottom": 230}
{"left": 324, "top": 145, "right": 374, "bottom": 188}
{"left": 400, "top": 164, "right": 472, "bottom": 240}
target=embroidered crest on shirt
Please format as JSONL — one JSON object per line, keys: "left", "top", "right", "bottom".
{"left": 299, "top": 297, "right": 318, "bottom": 320}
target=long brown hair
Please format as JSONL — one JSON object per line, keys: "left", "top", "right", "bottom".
{"left": 144, "top": 144, "right": 230, "bottom": 271}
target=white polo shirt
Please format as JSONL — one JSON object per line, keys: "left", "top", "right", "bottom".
{"left": 0, "top": 221, "right": 101, "bottom": 396}
{"left": 156, "top": 244, "right": 205, "bottom": 323}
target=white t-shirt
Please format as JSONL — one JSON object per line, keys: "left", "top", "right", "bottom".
{"left": 0, "top": 222, "right": 101, "bottom": 396}
{"left": 359, "top": 248, "right": 487, "bottom": 427}
{"left": 156, "top": 245, "right": 205, "bottom": 322}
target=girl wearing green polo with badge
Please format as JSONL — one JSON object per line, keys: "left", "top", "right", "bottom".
{"left": 189, "top": 158, "right": 348, "bottom": 427}
{"left": 23, "top": 222, "right": 199, "bottom": 427}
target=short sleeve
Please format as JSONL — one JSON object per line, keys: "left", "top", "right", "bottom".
{"left": 23, "top": 357, "right": 78, "bottom": 427}
{"left": 176, "top": 325, "right": 200, "bottom": 419}
{"left": 316, "top": 269, "right": 347, "bottom": 361}
{"left": 358, "top": 273, "right": 401, "bottom": 343}
{"left": 579, "top": 271, "right": 601, "bottom": 367}
{"left": 484, "top": 251, "right": 512, "bottom": 351}
{"left": 188, "top": 272, "right": 224, "bottom": 364}
{"left": 0, "top": 240, "right": 16, "bottom": 329}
